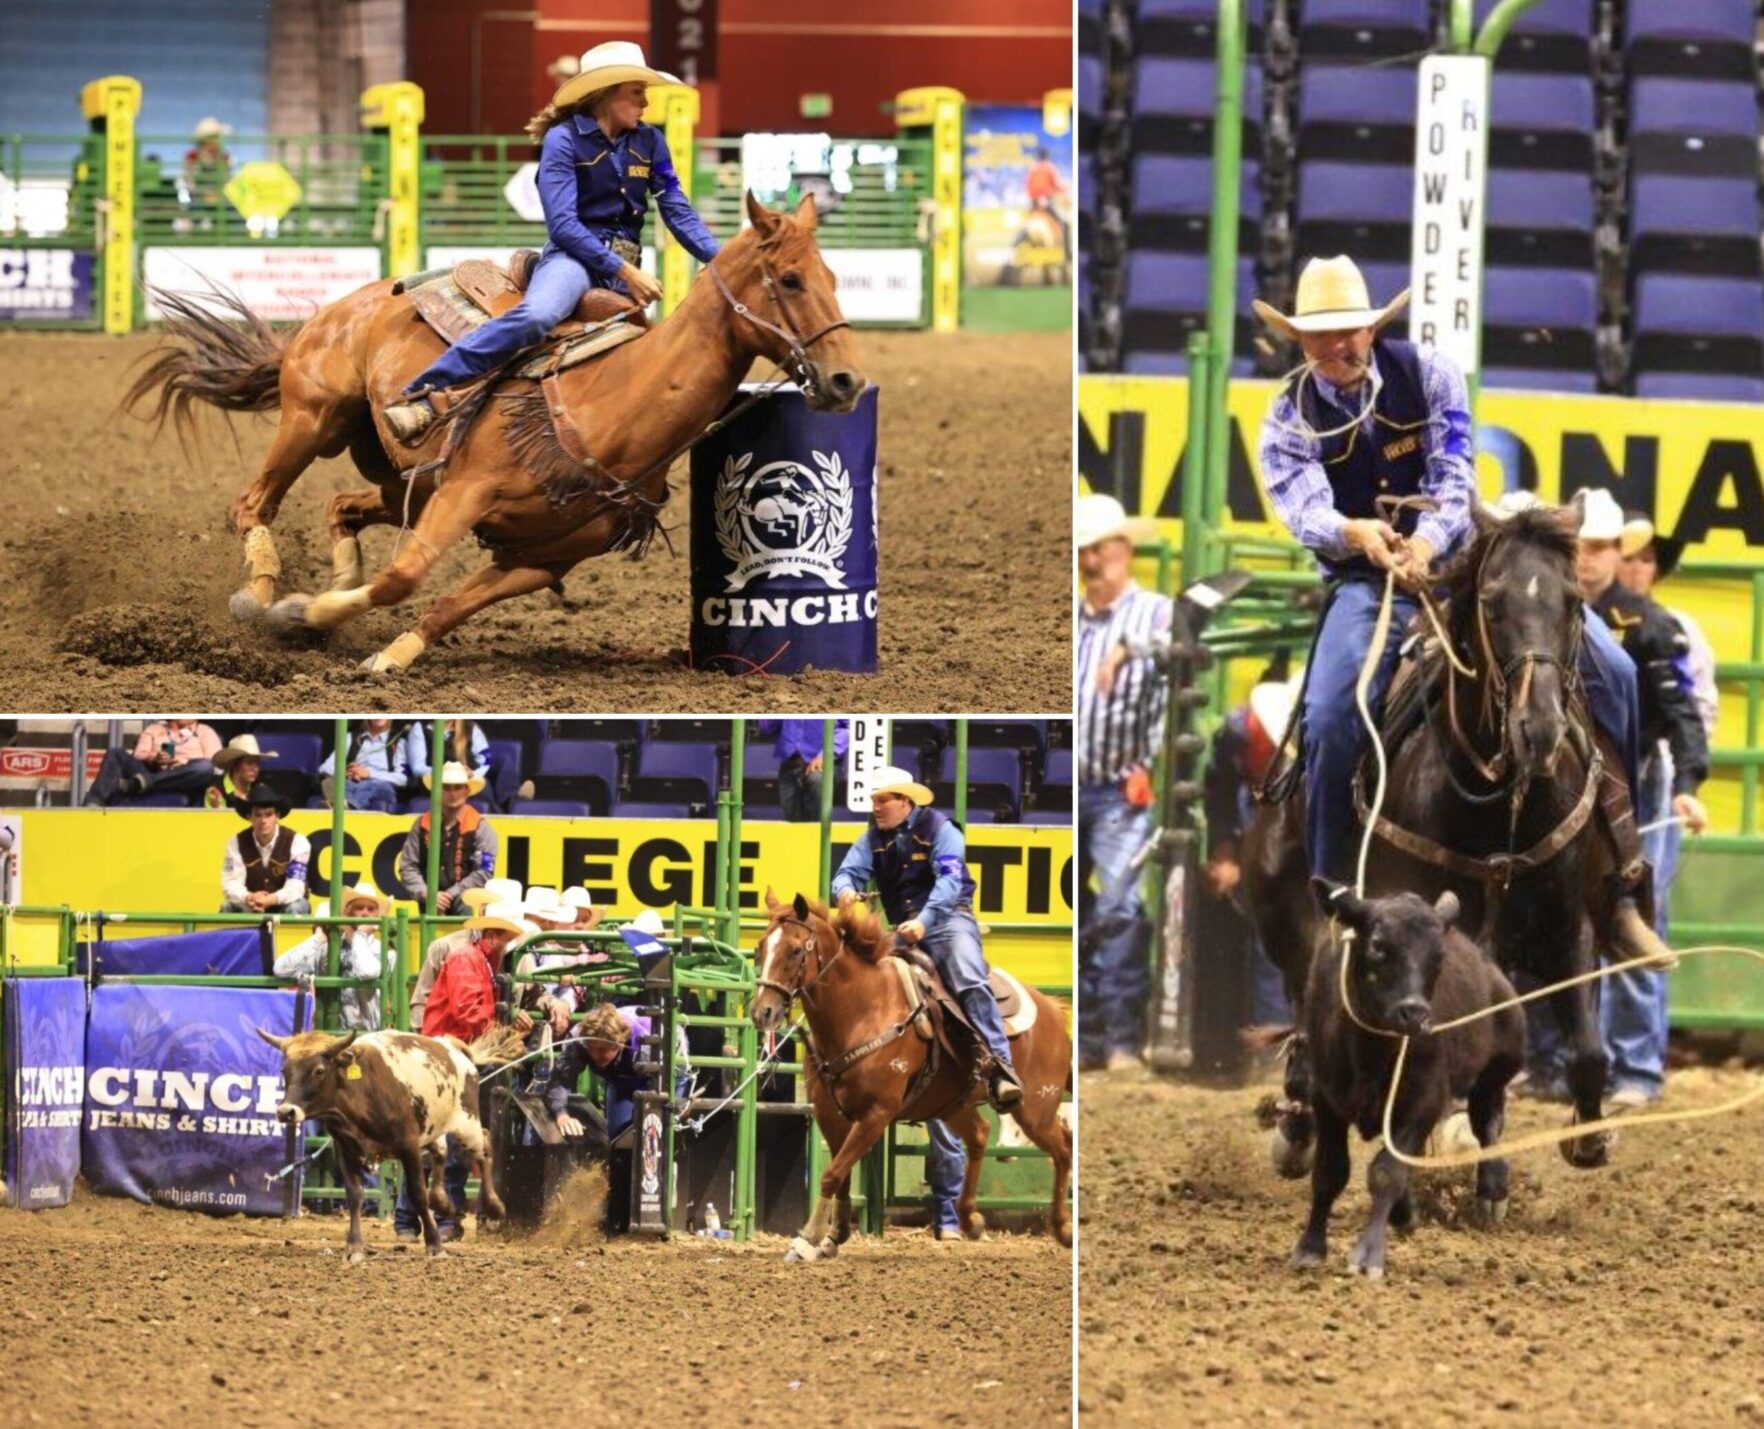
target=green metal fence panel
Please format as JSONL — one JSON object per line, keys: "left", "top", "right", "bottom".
{"left": 0, "top": 132, "right": 105, "bottom": 330}
{"left": 417, "top": 135, "right": 547, "bottom": 259}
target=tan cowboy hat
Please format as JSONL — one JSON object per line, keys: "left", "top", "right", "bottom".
{"left": 1253, "top": 256, "right": 1410, "bottom": 341}
{"left": 550, "top": 41, "right": 681, "bottom": 110}
{"left": 870, "top": 765, "right": 934, "bottom": 807}
{"left": 423, "top": 760, "right": 486, "bottom": 796}
{"left": 1621, "top": 511, "right": 1685, "bottom": 573}
{"left": 461, "top": 877, "right": 524, "bottom": 913}
{"left": 338, "top": 881, "right": 392, "bottom": 918}
{"left": 214, "top": 734, "right": 278, "bottom": 772}
{"left": 464, "top": 900, "right": 528, "bottom": 938}
{"left": 1076, "top": 492, "right": 1154, "bottom": 550}
{"left": 629, "top": 909, "right": 667, "bottom": 936}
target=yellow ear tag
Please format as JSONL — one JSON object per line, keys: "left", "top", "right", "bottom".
{"left": 346, "top": 1064, "right": 363, "bottom": 1080}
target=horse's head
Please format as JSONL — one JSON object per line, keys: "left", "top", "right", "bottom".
{"left": 752, "top": 889, "right": 830, "bottom": 1032}
{"left": 713, "top": 192, "right": 867, "bottom": 413}
{"left": 1456, "top": 502, "right": 1585, "bottom": 782}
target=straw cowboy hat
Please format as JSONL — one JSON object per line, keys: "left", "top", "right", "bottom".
{"left": 214, "top": 734, "right": 278, "bottom": 773}
{"left": 550, "top": 41, "right": 681, "bottom": 110}
{"left": 337, "top": 881, "right": 392, "bottom": 917}
{"left": 1076, "top": 492, "right": 1155, "bottom": 550}
{"left": 461, "top": 877, "right": 524, "bottom": 913}
{"left": 464, "top": 900, "right": 530, "bottom": 938}
{"left": 1621, "top": 511, "right": 1684, "bottom": 573}
{"left": 423, "top": 760, "right": 486, "bottom": 796}
{"left": 870, "top": 765, "right": 935, "bottom": 807}
{"left": 1253, "top": 256, "right": 1410, "bottom": 341}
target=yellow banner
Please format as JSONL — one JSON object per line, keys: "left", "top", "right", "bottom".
{"left": 3, "top": 810, "right": 1073, "bottom": 988}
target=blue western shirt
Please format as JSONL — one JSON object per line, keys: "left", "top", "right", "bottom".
{"left": 538, "top": 117, "right": 721, "bottom": 284}
{"left": 759, "top": 719, "right": 850, "bottom": 763}
{"left": 831, "top": 807, "right": 975, "bottom": 932}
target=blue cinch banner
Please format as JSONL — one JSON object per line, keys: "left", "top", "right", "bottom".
{"left": 3, "top": 978, "right": 86, "bottom": 1210}
{"left": 81, "top": 984, "right": 309, "bottom": 1216}
{"left": 690, "top": 384, "right": 880, "bottom": 676}
{"left": 76, "top": 925, "right": 269, "bottom": 977}
{"left": 0, "top": 248, "right": 96, "bottom": 322}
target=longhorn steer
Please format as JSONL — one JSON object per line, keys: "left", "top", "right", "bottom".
{"left": 256, "top": 1027, "right": 505, "bottom": 1261}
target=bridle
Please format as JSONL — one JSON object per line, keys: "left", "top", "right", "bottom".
{"left": 755, "top": 913, "right": 846, "bottom": 1012}
{"left": 706, "top": 251, "right": 850, "bottom": 402}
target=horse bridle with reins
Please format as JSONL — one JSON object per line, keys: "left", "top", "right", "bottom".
{"left": 707, "top": 253, "right": 851, "bottom": 403}
{"left": 755, "top": 912, "right": 847, "bottom": 1012}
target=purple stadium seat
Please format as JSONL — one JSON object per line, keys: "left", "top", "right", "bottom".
{"left": 612, "top": 802, "right": 695, "bottom": 820}
{"left": 1295, "top": 161, "right": 1414, "bottom": 262}
{"left": 1630, "top": 78, "right": 1760, "bottom": 175}
{"left": 1629, "top": 173, "right": 1762, "bottom": 275}
{"left": 1136, "top": 0, "right": 1268, "bottom": 56}
{"left": 1121, "top": 251, "right": 1256, "bottom": 359}
{"left": 509, "top": 799, "right": 590, "bottom": 818}
{"left": 1080, "top": 54, "right": 1106, "bottom": 130}
{"left": 1634, "top": 373, "right": 1764, "bottom": 401}
{"left": 1298, "top": 0, "right": 1431, "bottom": 60}
{"left": 1473, "top": 0, "right": 1597, "bottom": 71}
{"left": 742, "top": 805, "right": 786, "bottom": 821}
{"left": 1024, "top": 809, "right": 1074, "bottom": 826}
{"left": 1297, "top": 64, "right": 1418, "bottom": 161}
{"left": 938, "top": 747, "right": 1023, "bottom": 810}
{"left": 1486, "top": 168, "right": 1596, "bottom": 267}
{"left": 961, "top": 809, "right": 999, "bottom": 824}
{"left": 1490, "top": 72, "right": 1595, "bottom": 170}
{"left": 121, "top": 791, "right": 197, "bottom": 809}
{"left": 968, "top": 720, "right": 1049, "bottom": 753}
{"left": 1129, "top": 154, "right": 1263, "bottom": 250}
{"left": 1121, "top": 350, "right": 1257, "bottom": 376}
{"left": 1044, "top": 748, "right": 1074, "bottom": 794}
{"left": 253, "top": 732, "right": 322, "bottom": 774}
{"left": 1627, "top": 0, "right": 1759, "bottom": 80}
{"left": 1632, "top": 274, "right": 1764, "bottom": 381}
{"left": 1480, "top": 366, "right": 1600, "bottom": 394}
{"left": 1131, "top": 58, "right": 1265, "bottom": 153}
{"left": 533, "top": 738, "right": 620, "bottom": 814}
{"left": 631, "top": 743, "right": 719, "bottom": 808}
{"left": 1482, "top": 266, "right": 1598, "bottom": 374}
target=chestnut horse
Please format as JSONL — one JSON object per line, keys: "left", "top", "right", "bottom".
{"left": 751, "top": 891, "right": 1073, "bottom": 1262}
{"left": 125, "top": 193, "right": 864, "bottom": 674}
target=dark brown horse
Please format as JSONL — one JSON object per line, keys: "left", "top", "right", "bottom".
{"left": 1245, "top": 503, "right": 1621, "bottom": 1171}
{"left": 125, "top": 193, "right": 864, "bottom": 674}
{"left": 750, "top": 891, "right": 1073, "bottom": 1262}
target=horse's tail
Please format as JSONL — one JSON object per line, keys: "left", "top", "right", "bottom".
{"left": 121, "top": 281, "right": 294, "bottom": 447}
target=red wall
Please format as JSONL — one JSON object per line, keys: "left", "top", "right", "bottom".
{"left": 409, "top": 0, "right": 1071, "bottom": 138}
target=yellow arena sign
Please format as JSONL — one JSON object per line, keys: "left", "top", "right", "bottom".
{"left": 3, "top": 810, "right": 1074, "bottom": 988}
{"left": 224, "top": 160, "right": 302, "bottom": 221}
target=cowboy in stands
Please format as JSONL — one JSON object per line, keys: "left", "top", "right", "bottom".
{"left": 272, "top": 882, "right": 389, "bottom": 1031}
{"left": 830, "top": 767, "right": 1025, "bottom": 1112}
{"left": 205, "top": 733, "right": 275, "bottom": 815}
{"left": 1255, "top": 256, "right": 1661, "bottom": 953}
{"left": 397, "top": 761, "right": 499, "bottom": 911}
{"left": 220, "top": 784, "right": 311, "bottom": 914}
{"left": 383, "top": 41, "right": 721, "bottom": 445}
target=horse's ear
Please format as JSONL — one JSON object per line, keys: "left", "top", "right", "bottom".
{"left": 1311, "top": 876, "right": 1368, "bottom": 931}
{"left": 793, "top": 192, "right": 819, "bottom": 231}
{"left": 1544, "top": 502, "right": 1582, "bottom": 541}
{"left": 764, "top": 886, "right": 783, "bottom": 915}
{"left": 745, "top": 190, "right": 781, "bottom": 244}
{"left": 1433, "top": 890, "right": 1461, "bottom": 929}
{"left": 792, "top": 892, "right": 812, "bottom": 921}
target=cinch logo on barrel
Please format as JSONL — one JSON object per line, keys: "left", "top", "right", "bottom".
{"left": 713, "top": 449, "right": 854, "bottom": 591}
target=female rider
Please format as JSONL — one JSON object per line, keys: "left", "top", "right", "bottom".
{"left": 383, "top": 41, "right": 722, "bottom": 444}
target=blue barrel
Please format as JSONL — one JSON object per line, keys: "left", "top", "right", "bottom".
{"left": 690, "top": 384, "right": 880, "bottom": 675}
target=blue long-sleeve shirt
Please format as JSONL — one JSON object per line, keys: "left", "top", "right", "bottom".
{"left": 319, "top": 728, "right": 408, "bottom": 786}
{"left": 404, "top": 723, "right": 489, "bottom": 783}
{"left": 830, "top": 808, "right": 968, "bottom": 934}
{"left": 758, "top": 719, "right": 850, "bottom": 763}
{"left": 538, "top": 117, "right": 721, "bottom": 286}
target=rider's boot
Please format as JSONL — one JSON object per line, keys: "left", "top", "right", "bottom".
{"left": 383, "top": 390, "right": 439, "bottom": 447}
{"left": 956, "top": 987, "right": 1023, "bottom": 1111}
{"left": 1596, "top": 762, "right": 1675, "bottom": 970}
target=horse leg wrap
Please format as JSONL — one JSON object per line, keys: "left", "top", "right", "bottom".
{"left": 305, "top": 586, "right": 373, "bottom": 630}
{"left": 243, "top": 525, "right": 281, "bottom": 605}
{"left": 331, "top": 537, "right": 364, "bottom": 591}
{"left": 363, "top": 630, "right": 427, "bottom": 676}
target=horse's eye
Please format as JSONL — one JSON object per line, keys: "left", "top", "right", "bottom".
{"left": 780, "top": 271, "right": 804, "bottom": 293}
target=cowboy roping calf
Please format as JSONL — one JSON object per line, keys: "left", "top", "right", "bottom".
{"left": 1284, "top": 880, "right": 1525, "bottom": 1280}
{"left": 256, "top": 1027, "right": 505, "bottom": 1261}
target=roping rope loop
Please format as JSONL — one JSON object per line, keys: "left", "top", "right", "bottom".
{"left": 1264, "top": 357, "right": 1386, "bottom": 444}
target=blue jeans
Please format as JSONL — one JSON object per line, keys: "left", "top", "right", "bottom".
{"left": 394, "top": 1137, "right": 469, "bottom": 1235}
{"left": 346, "top": 777, "right": 401, "bottom": 813}
{"left": 404, "top": 248, "right": 592, "bottom": 394}
{"left": 926, "top": 1120, "right": 965, "bottom": 1230}
{"left": 921, "top": 909, "right": 1015, "bottom": 1071}
{"left": 1078, "top": 781, "right": 1152, "bottom": 1062}
{"left": 1599, "top": 749, "right": 1672, "bottom": 1096}
{"left": 89, "top": 752, "right": 217, "bottom": 806}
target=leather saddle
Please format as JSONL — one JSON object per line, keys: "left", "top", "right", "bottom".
{"left": 890, "top": 946, "right": 1037, "bottom": 1050}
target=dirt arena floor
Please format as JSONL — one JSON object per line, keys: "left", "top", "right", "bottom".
{"left": 1078, "top": 1064, "right": 1764, "bottom": 1426}
{"left": 0, "top": 1187, "right": 1071, "bottom": 1426}
{"left": 0, "top": 328, "right": 1069, "bottom": 713}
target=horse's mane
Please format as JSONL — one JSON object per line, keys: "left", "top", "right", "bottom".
{"left": 1439, "top": 503, "right": 1578, "bottom": 614}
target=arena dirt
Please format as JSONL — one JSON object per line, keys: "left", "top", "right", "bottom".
{"left": 0, "top": 1188, "right": 1071, "bottom": 1426}
{"left": 0, "top": 329, "right": 1070, "bottom": 713}
{"left": 1078, "top": 1065, "right": 1764, "bottom": 1426}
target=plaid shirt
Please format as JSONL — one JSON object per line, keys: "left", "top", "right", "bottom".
{"left": 1258, "top": 347, "right": 1475, "bottom": 565}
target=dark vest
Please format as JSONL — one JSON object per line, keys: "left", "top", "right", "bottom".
{"left": 236, "top": 826, "right": 295, "bottom": 893}
{"left": 868, "top": 808, "right": 976, "bottom": 925}
{"left": 1284, "top": 337, "right": 1430, "bottom": 578}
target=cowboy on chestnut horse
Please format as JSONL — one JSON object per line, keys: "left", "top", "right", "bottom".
{"left": 382, "top": 41, "right": 721, "bottom": 445}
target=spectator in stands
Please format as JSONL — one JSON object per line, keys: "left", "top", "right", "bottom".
{"left": 759, "top": 719, "right": 850, "bottom": 821}
{"left": 88, "top": 718, "right": 222, "bottom": 806}
{"left": 513, "top": 885, "right": 596, "bottom": 1035}
{"left": 409, "top": 877, "right": 523, "bottom": 1028}
{"left": 220, "top": 784, "right": 311, "bottom": 914}
{"left": 1076, "top": 492, "right": 1169, "bottom": 1072}
{"left": 563, "top": 885, "right": 603, "bottom": 929}
{"left": 272, "top": 882, "right": 389, "bottom": 1030}
{"left": 205, "top": 735, "right": 275, "bottom": 815}
{"left": 405, "top": 720, "right": 522, "bottom": 813}
{"left": 178, "top": 117, "right": 231, "bottom": 230}
{"left": 319, "top": 718, "right": 410, "bottom": 813}
{"left": 397, "top": 761, "right": 499, "bottom": 911}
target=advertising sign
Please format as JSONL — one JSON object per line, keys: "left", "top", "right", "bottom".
{"left": 143, "top": 246, "right": 382, "bottom": 322}
{"left": 0, "top": 247, "right": 95, "bottom": 322}
{"left": 962, "top": 105, "right": 1072, "bottom": 289}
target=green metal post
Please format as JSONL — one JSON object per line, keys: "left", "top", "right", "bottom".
{"left": 738, "top": 986, "right": 759, "bottom": 1240}
{"left": 326, "top": 717, "right": 348, "bottom": 1028}
{"left": 1472, "top": 0, "right": 1543, "bottom": 58}
{"left": 1748, "top": 573, "right": 1763, "bottom": 835}
{"left": 713, "top": 779, "right": 731, "bottom": 943}
{"left": 1447, "top": 0, "right": 1473, "bottom": 51}
{"left": 954, "top": 719, "right": 970, "bottom": 826}
{"left": 395, "top": 904, "right": 412, "bottom": 1030}
{"left": 425, "top": 720, "right": 445, "bottom": 917}
{"left": 1182, "top": 331, "right": 1214, "bottom": 586}
{"left": 1201, "top": 0, "right": 1246, "bottom": 564}
{"left": 817, "top": 718, "right": 837, "bottom": 893}
{"left": 726, "top": 720, "right": 746, "bottom": 950}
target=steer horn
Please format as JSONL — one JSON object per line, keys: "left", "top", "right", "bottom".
{"left": 255, "top": 1027, "right": 292, "bottom": 1051}
{"left": 327, "top": 1029, "right": 360, "bottom": 1057}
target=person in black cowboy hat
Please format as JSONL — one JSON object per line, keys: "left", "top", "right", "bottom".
{"left": 219, "top": 783, "right": 312, "bottom": 914}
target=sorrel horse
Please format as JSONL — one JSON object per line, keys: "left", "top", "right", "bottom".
{"left": 1244, "top": 503, "right": 1622, "bottom": 1170}
{"left": 750, "top": 892, "right": 1073, "bottom": 1262}
{"left": 124, "top": 193, "right": 864, "bottom": 674}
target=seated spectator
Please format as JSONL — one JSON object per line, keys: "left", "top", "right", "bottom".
{"left": 319, "top": 718, "right": 410, "bottom": 813}
{"left": 758, "top": 719, "right": 850, "bottom": 821}
{"left": 397, "top": 761, "right": 499, "bottom": 911}
{"left": 272, "top": 882, "right": 389, "bottom": 1029}
{"left": 220, "top": 784, "right": 311, "bottom": 914}
{"left": 89, "top": 718, "right": 221, "bottom": 806}
{"left": 204, "top": 734, "right": 275, "bottom": 815}
{"left": 405, "top": 720, "right": 524, "bottom": 813}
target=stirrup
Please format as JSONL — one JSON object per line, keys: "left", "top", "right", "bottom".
{"left": 987, "top": 1065, "right": 1024, "bottom": 1111}
{"left": 384, "top": 396, "right": 437, "bottom": 447}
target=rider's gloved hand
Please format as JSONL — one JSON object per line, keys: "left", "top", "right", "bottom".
{"left": 1344, "top": 517, "right": 1403, "bottom": 571}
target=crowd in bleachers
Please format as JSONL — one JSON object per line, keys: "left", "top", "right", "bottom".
{"left": 24, "top": 720, "right": 1073, "bottom": 826}
{"left": 1081, "top": 0, "right": 1764, "bottom": 398}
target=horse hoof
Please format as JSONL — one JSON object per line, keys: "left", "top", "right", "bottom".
{"left": 1289, "top": 1247, "right": 1324, "bottom": 1271}
{"left": 1271, "top": 1127, "right": 1315, "bottom": 1179}
{"left": 784, "top": 1235, "right": 822, "bottom": 1264}
{"left": 1476, "top": 1198, "right": 1508, "bottom": 1228}
{"left": 228, "top": 588, "right": 266, "bottom": 623}
{"left": 346, "top": 1248, "right": 366, "bottom": 1265}
{"left": 265, "top": 594, "right": 311, "bottom": 637}
{"left": 1561, "top": 1125, "right": 1612, "bottom": 1169}
{"left": 357, "top": 652, "right": 403, "bottom": 677}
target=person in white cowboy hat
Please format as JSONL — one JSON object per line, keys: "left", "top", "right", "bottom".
{"left": 180, "top": 117, "right": 232, "bottom": 218}
{"left": 382, "top": 39, "right": 722, "bottom": 445}
{"left": 397, "top": 761, "right": 500, "bottom": 911}
{"left": 203, "top": 733, "right": 279, "bottom": 815}
{"left": 411, "top": 876, "right": 523, "bottom": 1030}
{"left": 272, "top": 883, "right": 391, "bottom": 1030}
{"left": 1252, "top": 254, "right": 1477, "bottom": 888}
{"left": 1075, "top": 490, "right": 1170, "bottom": 1072}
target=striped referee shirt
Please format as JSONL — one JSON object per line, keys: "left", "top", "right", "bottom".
{"left": 1077, "top": 582, "right": 1174, "bottom": 787}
